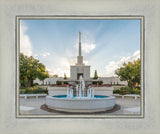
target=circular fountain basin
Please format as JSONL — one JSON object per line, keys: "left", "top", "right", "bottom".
{"left": 46, "top": 95, "right": 116, "bottom": 113}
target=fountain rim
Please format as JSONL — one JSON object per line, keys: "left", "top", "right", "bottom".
{"left": 46, "top": 95, "right": 115, "bottom": 101}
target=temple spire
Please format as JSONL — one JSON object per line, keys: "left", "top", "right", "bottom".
{"left": 79, "top": 32, "right": 81, "bottom": 56}
{"left": 77, "top": 32, "right": 84, "bottom": 66}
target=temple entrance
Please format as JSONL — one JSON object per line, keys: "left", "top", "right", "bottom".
{"left": 77, "top": 73, "right": 83, "bottom": 80}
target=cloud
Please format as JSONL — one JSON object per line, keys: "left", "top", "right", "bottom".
{"left": 65, "top": 49, "right": 75, "bottom": 58}
{"left": 42, "top": 47, "right": 78, "bottom": 77}
{"left": 83, "top": 60, "right": 89, "bottom": 65}
{"left": 33, "top": 52, "right": 51, "bottom": 59}
{"left": 104, "top": 50, "right": 140, "bottom": 76}
{"left": 33, "top": 54, "right": 38, "bottom": 58}
{"left": 20, "top": 22, "right": 33, "bottom": 57}
{"left": 75, "top": 42, "right": 96, "bottom": 54}
{"left": 82, "top": 43, "right": 96, "bottom": 53}
{"left": 45, "top": 53, "right": 90, "bottom": 77}
{"left": 46, "top": 59, "right": 70, "bottom": 77}
{"left": 40, "top": 52, "right": 50, "bottom": 58}
{"left": 46, "top": 67, "right": 53, "bottom": 74}
{"left": 74, "top": 31, "right": 96, "bottom": 54}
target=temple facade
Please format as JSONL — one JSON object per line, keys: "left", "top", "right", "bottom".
{"left": 70, "top": 32, "right": 90, "bottom": 81}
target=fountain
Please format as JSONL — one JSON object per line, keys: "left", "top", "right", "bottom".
{"left": 46, "top": 76, "right": 116, "bottom": 113}
{"left": 67, "top": 76, "right": 94, "bottom": 99}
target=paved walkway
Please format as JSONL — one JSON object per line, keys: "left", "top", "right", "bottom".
{"left": 20, "top": 97, "right": 140, "bottom": 115}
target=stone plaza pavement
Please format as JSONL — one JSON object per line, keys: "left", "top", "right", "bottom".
{"left": 19, "top": 97, "right": 141, "bottom": 115}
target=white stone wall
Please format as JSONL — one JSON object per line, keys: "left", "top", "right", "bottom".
{"left": 78, "top": 67, "right": 84, "bottom": 73}
{"left": 92, "top": 86, "right": 114, "bottom": 96}
{"left": 70, "top": 66, "right": 77, "bottom": 80}
{"left": 83, "top": 66, "right": 90, "bottom": 80}
{"left": 34, "top": 78, "right": 43, "bottom": 85}
{"left": 70, "top": 65, "right": 91, "bottom": 80}
{"left": 94, "top": 91, "right": 113, "bottom": 96}
{"left": 99, "top": 77, "right": 127, "bottom": 85}
{"left": 33, "top": 77, "right": 64, "bottom": 85}
{"left": 34, "top": 76, "right": 127, "bottom": 86}
{"left": 48, "top": 91, "right": 67, "bottom": 96}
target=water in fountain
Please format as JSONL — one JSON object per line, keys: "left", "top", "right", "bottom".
{"left": 87, "top": 88, "right": 94, "bottom": 98}
{"left": 67, "top": 86, "right": 73, "bottom": 98}
{"left": 67, "top": 75, "right": 94, "bottom": 99}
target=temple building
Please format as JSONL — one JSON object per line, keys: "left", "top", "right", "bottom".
{"left": 33, "top": 32, "right": 128, "bottom": 86}
{"left": 70, "top": 32, "right": 90, "bottom": 81}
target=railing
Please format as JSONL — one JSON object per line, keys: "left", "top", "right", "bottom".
{"left": 20, "top": 94, "right": 47, "bottom": 99}
{"left": 113, "top": 94, "right": 140, "bottom": 100}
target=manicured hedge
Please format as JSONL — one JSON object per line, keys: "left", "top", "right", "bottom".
{"left": 113, "top": 86, "right": 140, "bottom": 95}
{"left": 20, "top": 88, "right": 48, "bottom": 94}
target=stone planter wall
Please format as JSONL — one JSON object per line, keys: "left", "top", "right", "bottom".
{"left": 48, "top": 86, "right": 67, "bottom": 96}
{"left": 91, "top": 86, "right": 114, "bottom": 96}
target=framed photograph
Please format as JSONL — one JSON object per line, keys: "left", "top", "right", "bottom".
{"left": 0, "top": 0, "right": 160, "bottom": 134}
{"left": 16, "top": 16, "right": 144, "bottom": 118}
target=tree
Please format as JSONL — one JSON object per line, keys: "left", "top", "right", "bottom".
{"left": 53, "top": 74, "right": 58, "bottom": 77}
{"left": 93, "top": 70, "right": 98, "bottom": 79}
{"left": 64, "top": 73, "right": 67, "bottom": 79}
{"left": 115, "top": 58, "right": 140, "bottom": 89}
{"left": 20, "top": 53, "right": 49, "bottom": 87}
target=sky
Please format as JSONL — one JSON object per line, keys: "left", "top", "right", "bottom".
{"left": 20, "top": 19, "right": 140, "bottom": 77}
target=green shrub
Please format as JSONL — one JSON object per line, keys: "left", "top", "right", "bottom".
{"left": 113, "top": 86, "right": 137, "bottom": 95}
{"left": 120, "top": 86, "right": 132, "bottom": 90}
{"left": 20, "top": 88, "right": 47, "bottom": 94}
{"left": 45, "top": 89, "right": 48, "bottom": 95}
{"left": 20, "top": 86, "right": 26, "bottom": 89}
{"left": 24, "top": 88, "right": 29, "bottom": 94}
{"left": 64, "top": 81, "right": 68, "bottom": 84}
{"left": 33, "top": 83, "right": 39, "bottom": 86}
{"left": 113, "top": 89, "right": 121, "bottom": 94}
{"left": 20, "top": 90, "right": 26, "bottom": 94}
{"left": 31, "top": 89, "right": 46, "bottom": 94}
{"left": 92, "top": 81, "right": 97, "bottom": 84}
{"left": 134, "top": 88, "right": 140, "bottom": 94}
{"left": 56, "top": 81, "right": 62, "bottom": 85}
{"left": 98, "top": 80, "right": 103, "bottom": 85}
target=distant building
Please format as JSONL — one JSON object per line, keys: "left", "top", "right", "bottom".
{"left": 99, "top": 77, "right": 127, "bottom": 85}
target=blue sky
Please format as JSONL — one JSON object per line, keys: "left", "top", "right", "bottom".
{"left": 20, "top": 19, "right": 140, "bottom": 77}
